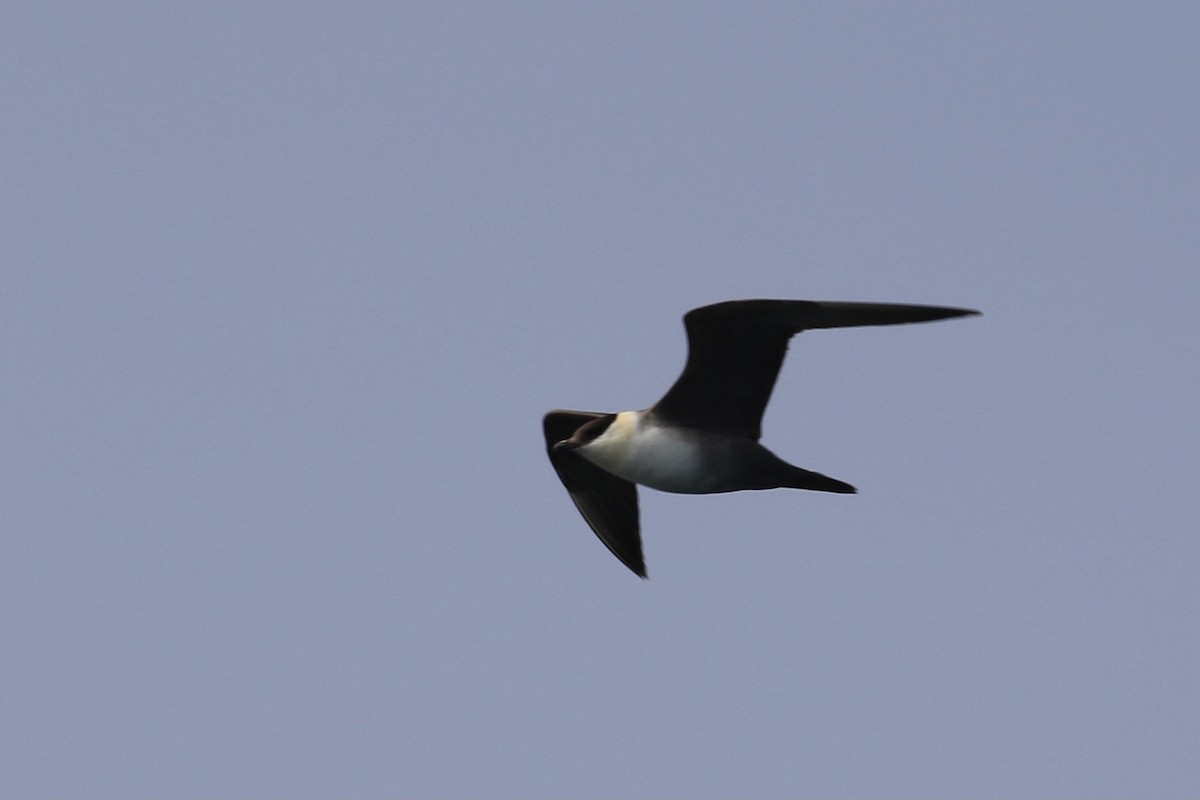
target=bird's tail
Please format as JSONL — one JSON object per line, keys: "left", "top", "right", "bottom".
{"left": 782, "top": 465, "right": 857, "bottom": 494}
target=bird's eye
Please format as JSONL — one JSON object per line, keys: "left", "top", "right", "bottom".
{"left": 582, "top": 416, "right": 614, "bottom": 440}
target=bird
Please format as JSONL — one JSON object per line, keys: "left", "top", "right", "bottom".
{"left": 543, "top": 298, "right": 980, "bottom": 577}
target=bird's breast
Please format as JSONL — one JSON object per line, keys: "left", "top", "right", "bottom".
{"left": 580, "top": 415, "right": 720, "bottom": 494}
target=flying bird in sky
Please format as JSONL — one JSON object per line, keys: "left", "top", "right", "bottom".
{"left": 543, "top": 298, "right": 980, "bottom": 577}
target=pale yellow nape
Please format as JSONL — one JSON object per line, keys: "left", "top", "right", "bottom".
{"left": 582, "top": 410, "right": 641, "bottom": 472}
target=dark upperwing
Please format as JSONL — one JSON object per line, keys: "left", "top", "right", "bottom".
{"left": 543, "top": 409, "right": 646, "bottom": 577}
{"left": 650, "top": 299, "right": 980, "bottom": 439}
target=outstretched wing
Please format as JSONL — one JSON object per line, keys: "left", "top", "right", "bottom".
{"left": 651, "top": 300, "right": 980, "bottom": 439}
{"left": 543, "top": 410, "right": 645, "bottom": 577}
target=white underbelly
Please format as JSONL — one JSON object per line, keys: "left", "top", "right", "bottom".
{"left": 582, "top": 423, "right": 716, "bottom": 494}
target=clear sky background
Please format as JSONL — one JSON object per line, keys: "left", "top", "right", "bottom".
{"left": 3, "top": 3, "right": 1197, "bottom": 798}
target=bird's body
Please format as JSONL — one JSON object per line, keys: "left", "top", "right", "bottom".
{"left": 576, "top": 409, "right": 849, "bottom": 495}
{"left": 544, "top": 299, "right": 980, "bottom": 577}
{"left": 572, "top": 411, "right": 713, "bottom": 494}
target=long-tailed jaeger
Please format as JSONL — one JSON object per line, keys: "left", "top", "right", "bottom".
{"left": 543, "top": 298, "right": 980, "bottom": 577}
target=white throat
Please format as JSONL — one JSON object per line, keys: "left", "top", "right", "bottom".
{"left": 578, "top": 411, "right": 713, "bottom": 493}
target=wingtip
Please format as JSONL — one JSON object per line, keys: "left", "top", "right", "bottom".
{"left": 624, "top": 558, "right": 648, "bottom": 579}
{"left": 923, "top": 305, "right": 983, "bottom": 322}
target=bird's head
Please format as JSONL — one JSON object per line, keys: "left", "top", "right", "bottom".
{"left": 555, "top": 413, "right": 618, "bottom": 452}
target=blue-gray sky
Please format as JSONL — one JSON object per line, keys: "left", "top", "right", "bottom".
{"left": 3, "top": 3, "right": 1197, "bottom": 797}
